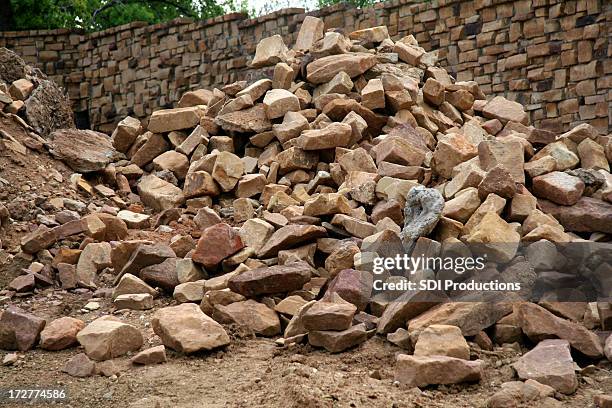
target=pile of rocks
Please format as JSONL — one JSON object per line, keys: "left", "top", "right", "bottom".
{"left": 1, "top": 17, "right": 612, "bottom": 405}
{"left": 0, "top": 47, "right": 75, "bottom": 137}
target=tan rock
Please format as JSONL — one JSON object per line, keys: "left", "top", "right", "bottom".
{"left": 306, "top": 53, "right": 378, "bottom": 84}
{"left": 413, "top": 324, "right": 470, "bottom": 360}
{"left": 303, "top": 193, "right": 352, "bottom": 216}
{"left": 465, "top": 212, "right": 520, "bottom": 262}
{"left": 361, "top": 78, "right": 385, "bottom": 110}
{"left": 213, "top": 299, "right": 280, "bottom": 336}
{"left": 395, "top": 354, "right": 483, "bottom": 387}
{"left": 76, "top": 316, "right": 143, "bottom": 361}
{"left": 183, "top": 171, "right": 220, "bottom": 198}
{"left": 111, "top": 116, "right": 143, "bottom": 153}
{"left": 263, "top": 89, "right": 300, "bottom": 119}
{"left": 9, "top": 78, "right": 34, "bottom": 100}
{"left": 482, "top": 96, "right": 528, "bottom": 125}
{"left": 423, "top": 78, "right": 445, "bottom": 106}
{"left": 578, "top": 138, "right": 609, "bottom": 171}
{"left": 148, "top": 107, "right": 202, "bottom": 133}
{"left": 40, "top": 317, "right": 85, "bottom": 351}
{"left": 478, "top": 139, "right": 525, "bottom": 184}
{"left": 297, "top": 122, "right": 352, "bottom": 150}
{"left": 212, "top": 152, "right": 244, "bottom": 192}
{"left": 532, "top": 171, "right": 585, "bottom": 205}
{"left": 251, "top": 35, "right": 288, "bottom": 68}
{"left": 152, "top": 303, "right": 230, "bottom": 353}
{"left": 137, "top": 175, "right": 185, "bottom": 211}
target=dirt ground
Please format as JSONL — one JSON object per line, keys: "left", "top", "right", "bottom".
{"left": 2, "top": 288, "right": 611, "bottom": 408}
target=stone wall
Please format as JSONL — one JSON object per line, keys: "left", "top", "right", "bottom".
{"left": 0, "top": 0, "right": 610, "bottom": 134}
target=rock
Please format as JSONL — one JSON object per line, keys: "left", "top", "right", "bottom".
{"left": 478, "top": 139, "right": 525, "bottom": 184}
{"left": 20, "top": 225, "right": 58, "bottom": 254}
{"left": 0, "top": 307, "right": 46, "bottom": 351}
{"left": 512, "top": 339, "right": 578, "bottom": 394}
{"left": 353, "top": 77, "right": 382, "bottom": 111}
{"left": 423, "top": 78, "right": 445, "bottom": 106}
{"left": 9, "top": 78, "right": 34, "bottom": 100}
{"left": 76, "top": 316, "right": 143, "bottom": 361}
{"left": 377, "top": 289, "right": 448, "bottom": 334}
{"left": 578, "top": 138, "right": 610, "bottom": 171}
{"left": 62, "top": 353, "right": 95, "bottom": 377}
{"left": 294, "top": 16, "right": 324, "bottom": 51}
{"left": 263, "top": 89, "right": 300, "bottom": 119}
{"left": 131, "top": 133, "right": 170, "bottom": 167}
{"left": 76, "top": 242, "right": 112, "bottom": 288}
{"left": 308, "top": 323, "right": 368, "bottom": 352}
{"left": 173, "top": 281, "right": 205, "bottom": 303}
{"left": 274, "top": 295, "right": 308, "bottom": 316}
{"left": 532, "top": 171, "right": 585, "bottom": 206}
{"left": 349, "top": 26, "right": 389, "bottom": 43}
{"left": 153, "top": 151, "right": 189, "bottom": 180}
{"left": 8, "top": 273, "right": 35, "bottom": 292}
{"left": 325, "top": 269, "right": 373, "bottom": 311}
{"left": 183, "top": 171, "right": 220, "bottom": 198}
{"left": 482, "top": 96, "right": 528, "bottom": 125}
{"left": 152, "top": 303, "right": 230, "bottom": 353}
{"left": 413, "top": 324, "right": 470, "bottom": 360}
{"left": 236, "top": 174, "right": 267, "bottom": 198}
{"left": 112, "top": 116, "right": 143, "bottom": 153}
{"left": 192, "top": 223, "right": 244, "bottom": 269}
{"left": 137, "top": 175, "right": 185, "bottom": 211}
{"left": 394, "top": 354, "right": 483, "bottom": 388}
{"left": 272, "top": 112, "right": 310, "bottom": 143}
{"left": 113, "top": 273, "right": 157, "bottom": 299}
{"left": 239, "top": 218, "right": 275, "bottom": 253}
{"left": 538, "top": 197, "right": 612, "bottom": 234}
{"left": 148, "top": 107, "right": 202, "bottom": 133}
{"left": 251, "top": 35, "right": 288, "bottom": 68}
{"left": 176, "top": 258, "right": 205, "bottom": 283}
{"left": 213, "top": 300, "right": 281, "bottom": 336}
{"left": 394, "top": 42, "right": 425, "bottom": 66}
{"left": 131, "top": 345, "right": 167, "bottom": 365}
{"left": 212, "top": 152, "right": 244, "bottom": 192}
{"left": 478, "top": 165, "right": 517, "bottom": 200}
{"left": 372, "top": 135, "right": 427, "bottom": 167}
{"left": 39, "top": 317, "right": 85, "bottom": 351}
{"left": 324, "top": 242, "right": 360, "bottom": 277}
{"left": 25, "top": 79, "right": 75, "bottom": 137}
{"left": 257, "top": 224, "right": 327, "bottom": 258}
{"left": 303, "top": 193, "right": 352, "bottom": 216}
{"left": 408, "top": 302, "right": 512, "bottom": 339}
{"left": 216, "top": 104, "right": 272, "bottom": 133}
{"left": 140, "top": 258, "right": 180, "bottom": 292}
{"left": 516, "top": 302, "right": 603, "bottom": 358}
{"left": 117, "top": 210, "right": 151, "bottom": 229}
{"left": 306, "top": 53, "right": 378, "bottom": 84}
{"left": 301, "top": 301, "right": 357, "bottom": 331}
{"left": 114, "top": 293, "right": 154, "bottom": 310}
{"left": 465, "top": 212, "right": 520, "bottom": 263}
{"left": 228, "top": 261, "right": 312, "bottom": 297}
{"left": 400, "top": 185, "right": 444, "bottom": 250}
{"left": 387, "top": 328, "right": 413, "bottom": 350}
{"left": 296, "top": 122, "right": 352, "bottom": 150}
{"left": 49, "top": 129, "right": 118, "bottom": 173}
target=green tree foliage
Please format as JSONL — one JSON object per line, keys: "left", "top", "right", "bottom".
{"left": 4, "top": 0, "right": 232, "bottom": 31}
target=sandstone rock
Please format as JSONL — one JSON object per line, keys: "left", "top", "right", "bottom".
{"left": 39, "top": 317, "right": 85, "bottom": 351}
{"left": 361, "top": 78, "right": 385, "bottom": 110}
{"left": 274, "top": 295, "right": 309, "bottom": 316}
{"left": 308, "top": 323, "right": 368, "bottom": 353}
{"left": 76, "top": 242, "right": 112, "bottom": 288}
{"left": 192, "top": 223, "right": 244, "bottom": 269}
{"left": 263, "top": 89, "right": 300, "bottom": 119}
{"left": 306, "top": 53, "right": 378, "bottom": 84}
{"left": 395, "top": 354, "right": 483, "bottom": 387}
{"left": 258, "top": 224, "right": 327, "bottom": 258}
{"left": 423, "top": 78, "right": 445, "bottom": 106}
{"left": 302, "top": 301, "right": 357, "bottom": 331}
{"left": 228, "top": 261, "right": 312, "bottom": 297}
{"left": 251, "top": 35, "right": 288, "bottom": 68}
{"left": 112, "top": 116, "right": 143, "bottom": 153}
{"left": 153, "top": 151, "right": 189, "bottom": 180}
{"left": 478, "top": 139, "right": 525, "bottom": 184}
{"left": 131, "top": 345, "right": 167, "bottom": 365}
{"left": 482, "top": 96, "right": 528, "bottom": 125}
{"left": 9, "top": 78, "right": 33, "bottom": 100}
{"left": 49, "top": 129, "right": 118, "bottom": 173}
{"left": 152, "top": 303, "right": 230, "bottom": 353}
{"left": 0, "top": 307, "right": 46, "bottom": 351}
{"left": 538, "top": 197, "right": 612, "bottom": 234}
{"left": 297, "top": 122, "right": 352, "bottom": 150}
{"left": 148, "top": 107, "right": 202, "bottom": 133}
{"left": 215, "top": 104, "right": 272, "bottom": 133}
{"left": 325, "top": 269, "right": 372, "bottom": 310}
{"left": 465, "top": 212, "right": 520, "bottom": 263}
{"left": 239, "top": 218, "right": 275, "bottom": 253}
{"left": 77, "top": 316, "right": 143, "bottom": 361}
{"left": 173, "top": 281, "right": 205, "bottom": 303}
{"left": 516, "top": 302, "right": 603, "bottom": 358}
{"left": 303, "top": 193, "right": 352, "bottom": 216}
{"left": 349, "top": 26, "right": 389, "bottom": 43}
{"left": 212, "top": 152, "right": 244, "bottom": 192}
{"left": 272, "top": 112, "right": 310, "bottom": 143}
{"left": 114, "top": 293, "right": 154, "bottom": 310}
{"left": 117, "top": 210, "right": 150, "bottom": 229}
{"left": 294, "top": 16, "right": 324, "bottom": 51}
{"left": 213, "top": 299, "right": 281, "bottom": 336}
{"left": 513, "top": 339, "right": 578, "bottom": 394}
{"left": 183, "top": 171, "right": 220, "bottom": 198}
{"left": 113, "top": 273, "right": 157, "bottom": 299}
{"left": 532, "top": 171, "right": 585, "bottom": 206}
{"left": 413, "top": 324, "right": 469, "bottom": 360}
{"left": 62, "top": 353, "right": 95, "bottom": 377}
{"left": 137, "top": 175, "right": 185, "bottom": 211}
{"left": 478, "top": 165, "right": 517, "bottom": 200}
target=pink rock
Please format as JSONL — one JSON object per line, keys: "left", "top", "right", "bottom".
{"left": 192, "top": 223, "right": 244, "bottom": 269}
